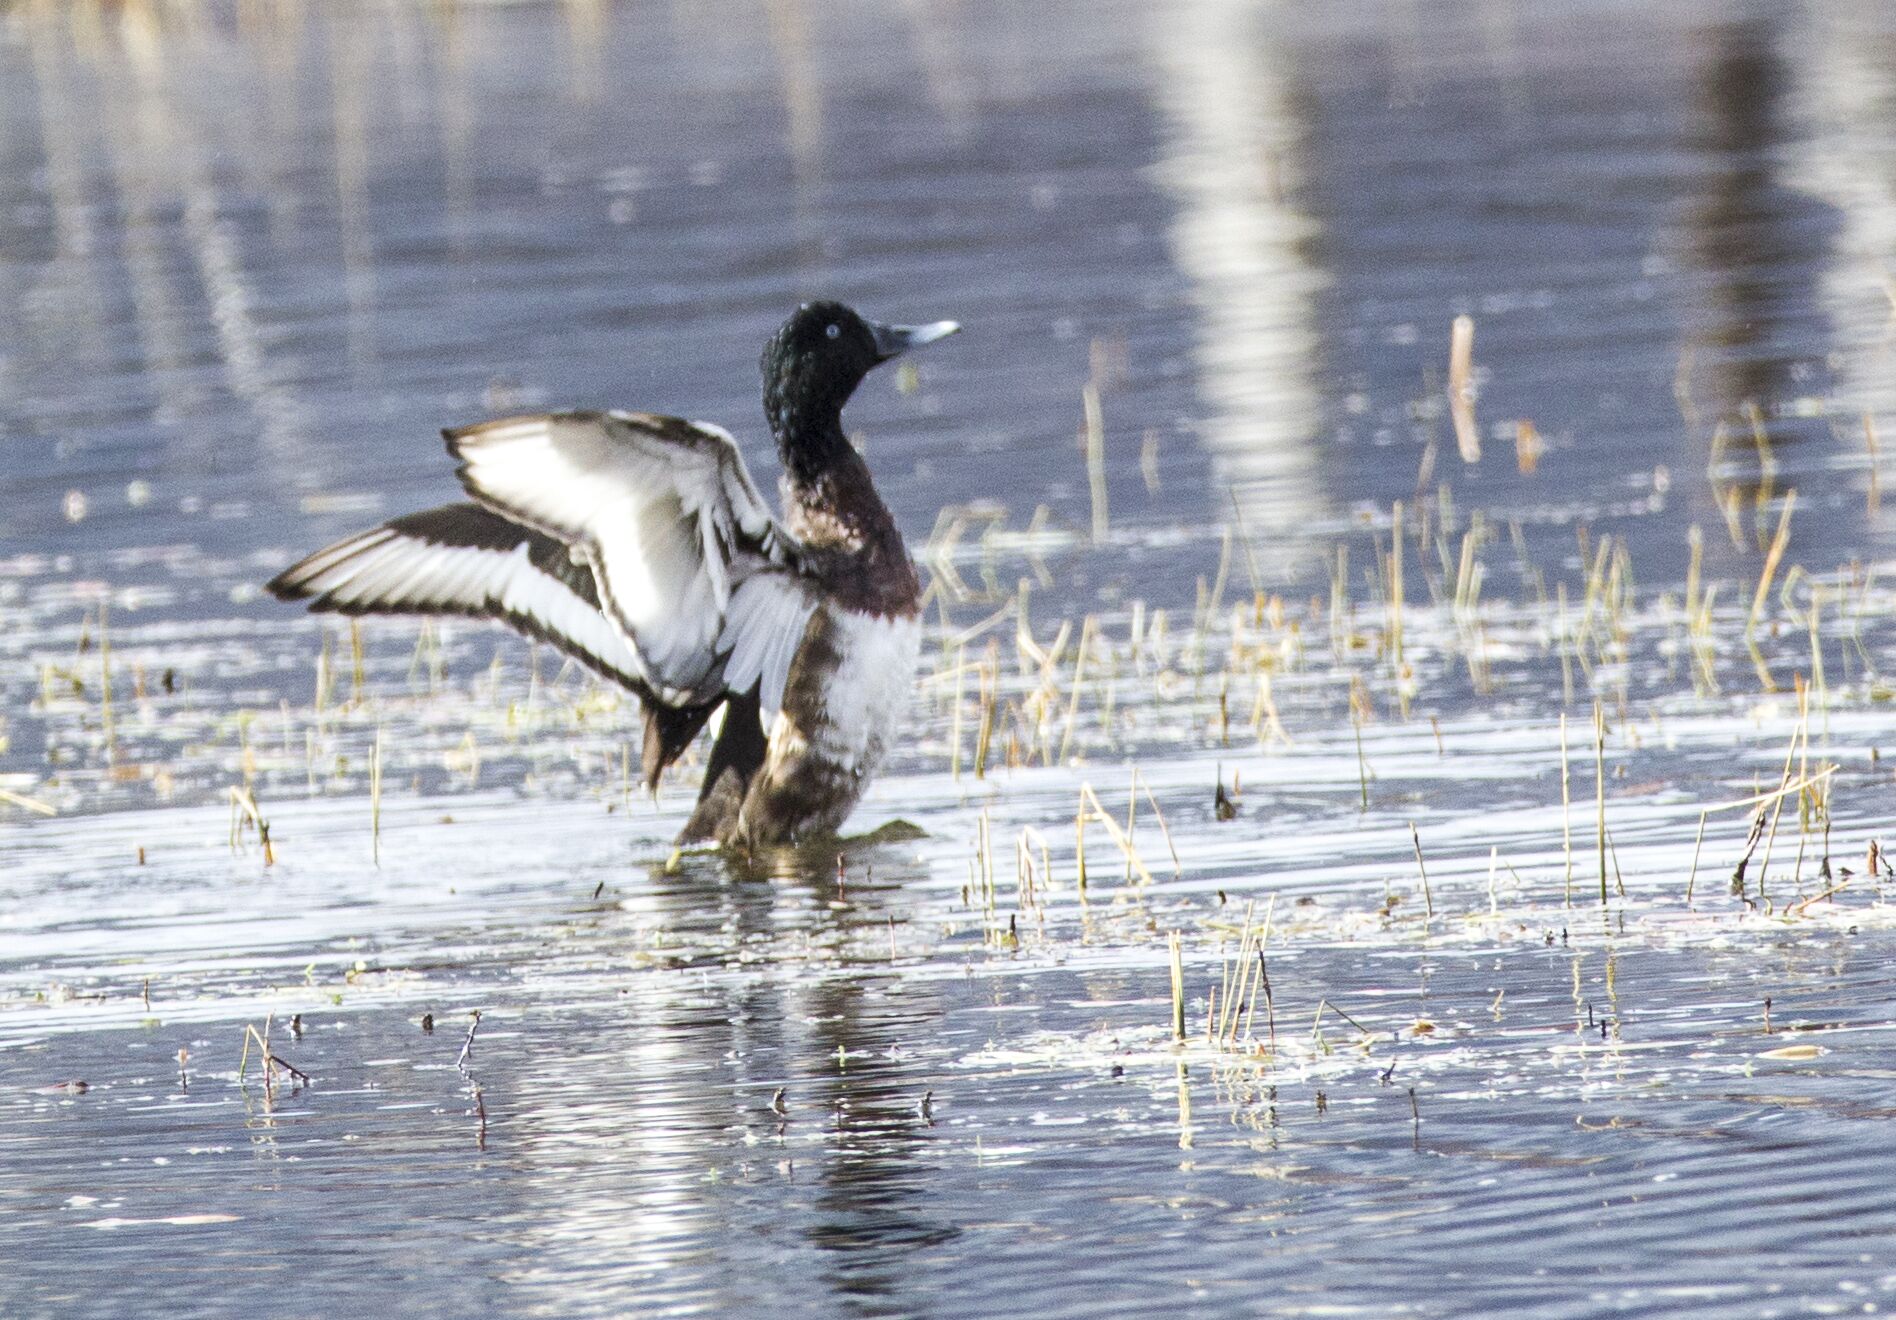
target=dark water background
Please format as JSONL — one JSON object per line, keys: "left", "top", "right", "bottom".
{"left": 5, "top": 1, "right": 1896, "bottom": 1316}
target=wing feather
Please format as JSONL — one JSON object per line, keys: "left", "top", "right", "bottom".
{"left": 720, "top": 575, "right": 818, "bottom": 722}
{"left": 274, "top": 409, "right": 817, "bottom": 730}
{"left": 266, "top": 503, "right": 651, "bottom": 694}
{"left": 444, "top": 410, "right": 805, "bottom": 702}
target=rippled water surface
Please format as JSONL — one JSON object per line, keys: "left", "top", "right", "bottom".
{"left": 6, "top": 1, "right": 1896, "bottom": 1316}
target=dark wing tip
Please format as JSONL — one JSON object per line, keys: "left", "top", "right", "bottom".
{"left": 265, "top": 563, "right": 312, "bottom": 602}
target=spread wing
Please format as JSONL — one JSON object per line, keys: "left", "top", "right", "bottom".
{"left": 266, "top": 502, "right": 656, "bottom": 693}
{"left": 443, "top": 410, "right": 816, "bottom": 713}
{"left": 269, "top": 412, "right": 818, "bottom": 719}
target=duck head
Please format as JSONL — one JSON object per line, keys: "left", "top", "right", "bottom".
{"left": 761, "top": 301, "right": 959, "bottom": 484}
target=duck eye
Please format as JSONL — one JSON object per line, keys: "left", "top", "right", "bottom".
{"left": 825, "top": 323, "right": 840, "bottom": 339}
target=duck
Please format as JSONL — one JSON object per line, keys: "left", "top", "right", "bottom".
{"left": 267, "top": 301, "right": 959, "bottom": 851}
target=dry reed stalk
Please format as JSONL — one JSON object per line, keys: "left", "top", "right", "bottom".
{"left": 1078, "top": 784, "right": 1156, "bottom": 886}
{"left": 1685, "top": 809, "right": 1708, "bottom": 906}
{"left": 98, "top": 597, "right": 115, "bottom": 765}
{"left": 0, "top": 787, "right": 56, "bottom": 816}
{"left": 1074, "top": 807, "right": 1088, "bottom": 894}
{"left": 1389, "top": 500, "right": 1405, "bottom": 672}
{"left": 1134, "top": 770, "right": 1182, "bottom": 878}
{"left": 1746, "top": 490, "right": 1796, "bottom": 691}
{"left": 1168, "top": 932, "right": 1185, "bottom": 1042}
{"left": 1409, "top": 822, "right": 1434, "bottom": 920}
{"left": 1754, "top": 705, "right": 1807, "bottom": 904}
{"left": 1696, "top": 766, "right": 1840, "bottom": 816}
{"left": 1215, "top": 899, "right": 1255, "bottom": 1044}
{"left": 1560, "top": 712, "right": 1573, "bottom": 905}
{"left": 950, "top": 641, "right": 967, "bottom": 779}
{"left": 227, "top": 786, "right": 274, "bottom": 864}
{"left": 1057, "top": 616, "right": 1096, "bottom": 763}
{"left": 1083, "top": 382, "right": 1108, "bottom": 543}
{"left": 1448, "top": 314, "right": 1480, "bottom": 462}
{"left": 1515, "top": 419, "right": 1541, "bottom": 474}
{"left": 1593, "top": 701, "right": 1607, "bottom": 904}
{"left": 1123, "top": 767, "right": 1137, "bottom": 884}
{"left": 1745, "top": 401, "right": 1777, "bottom": 520}
{"left": 1866, "top": 413, "right": 1882, "bottom": 517}
{"left": 1242, "top": 895, "right": 1276, "bottom": 1047}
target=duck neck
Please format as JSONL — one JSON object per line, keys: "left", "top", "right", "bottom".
{"left": 769, "top": 394, "right": 855, "bottom": 494}
{"left": 769, "top": 399, "right": 904, "bottom": 573}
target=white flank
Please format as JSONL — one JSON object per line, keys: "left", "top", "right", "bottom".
{"left": 815, "top": 609, "right": 922, "bottom": 775}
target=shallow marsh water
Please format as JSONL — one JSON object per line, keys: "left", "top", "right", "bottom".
{"left": 5, "top": 1, "right": 1896, "bottom": 1316}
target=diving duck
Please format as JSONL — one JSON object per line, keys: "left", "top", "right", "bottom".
{"left": 268, "top": 301, "right": 959, "bottom": 850}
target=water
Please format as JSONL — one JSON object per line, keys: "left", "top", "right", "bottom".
{"left": 5, "top": 1, "right": 1896, "bottom": 1315}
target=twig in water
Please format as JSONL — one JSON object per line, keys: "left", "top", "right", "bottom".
{"left": 1168, "top": 932, "right": 1185, "bottom": 1043}
{"left": 1409, "top": 822, "right": 1435, "bottom": 920}
{"left": 457, "top": 1010, "right": 483, "bottom": 1072}
{"left": 1134, "top": 770, "right": 1182, "bottom": 878}
{"left": 1731, "top": 809, "right": 1769, "bottom": 900}
{"left": 1685, "top": 809, "right": 1708, "bottom": 907}
{"left": 1792, "top": 879, "right": 1850, "bottom": 915}
{"left": 1593, "top": 700, "right": 1608, "bottom": 905}
{"left": 227, "top": 786, "right": 275, "bottom": 865}
{"left": 1311, "top": 998, "right": 1374, "bottom": 1039}
{"left": 1352, "top": 684, "right": 1371, "bottom": 812}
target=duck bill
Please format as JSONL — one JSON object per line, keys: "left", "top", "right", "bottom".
{"left": 870, "top": 319, "right": 961, "bottom": 362}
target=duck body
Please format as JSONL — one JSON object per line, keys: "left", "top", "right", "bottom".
{"left": 268, "top": 302, "right": 957, "bottom": 852}
{"left": 698, "top": 597, "right": 922, "bottom": 848}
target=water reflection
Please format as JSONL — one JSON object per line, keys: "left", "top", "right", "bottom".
{"left": 1674, "top": 16, "right": 1837, "bottom": 525}
{"left": 1148, "top": 0, "right": 1330, "bottom": 574}
{"left": 494, "top": 852, "right": 956, "bottom": 1314}
{"left": 1785, "top": 6, "right": 1896, "bottom": 537}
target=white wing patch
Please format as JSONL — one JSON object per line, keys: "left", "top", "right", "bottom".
{"left": 719, "top": 574, "right": 818, "bottom": 721}
{"left": 446, "top": 411, "right": 798, "bottom": 701}
{"left": 270, "top": 520, "right": 646, "bottom": 691}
